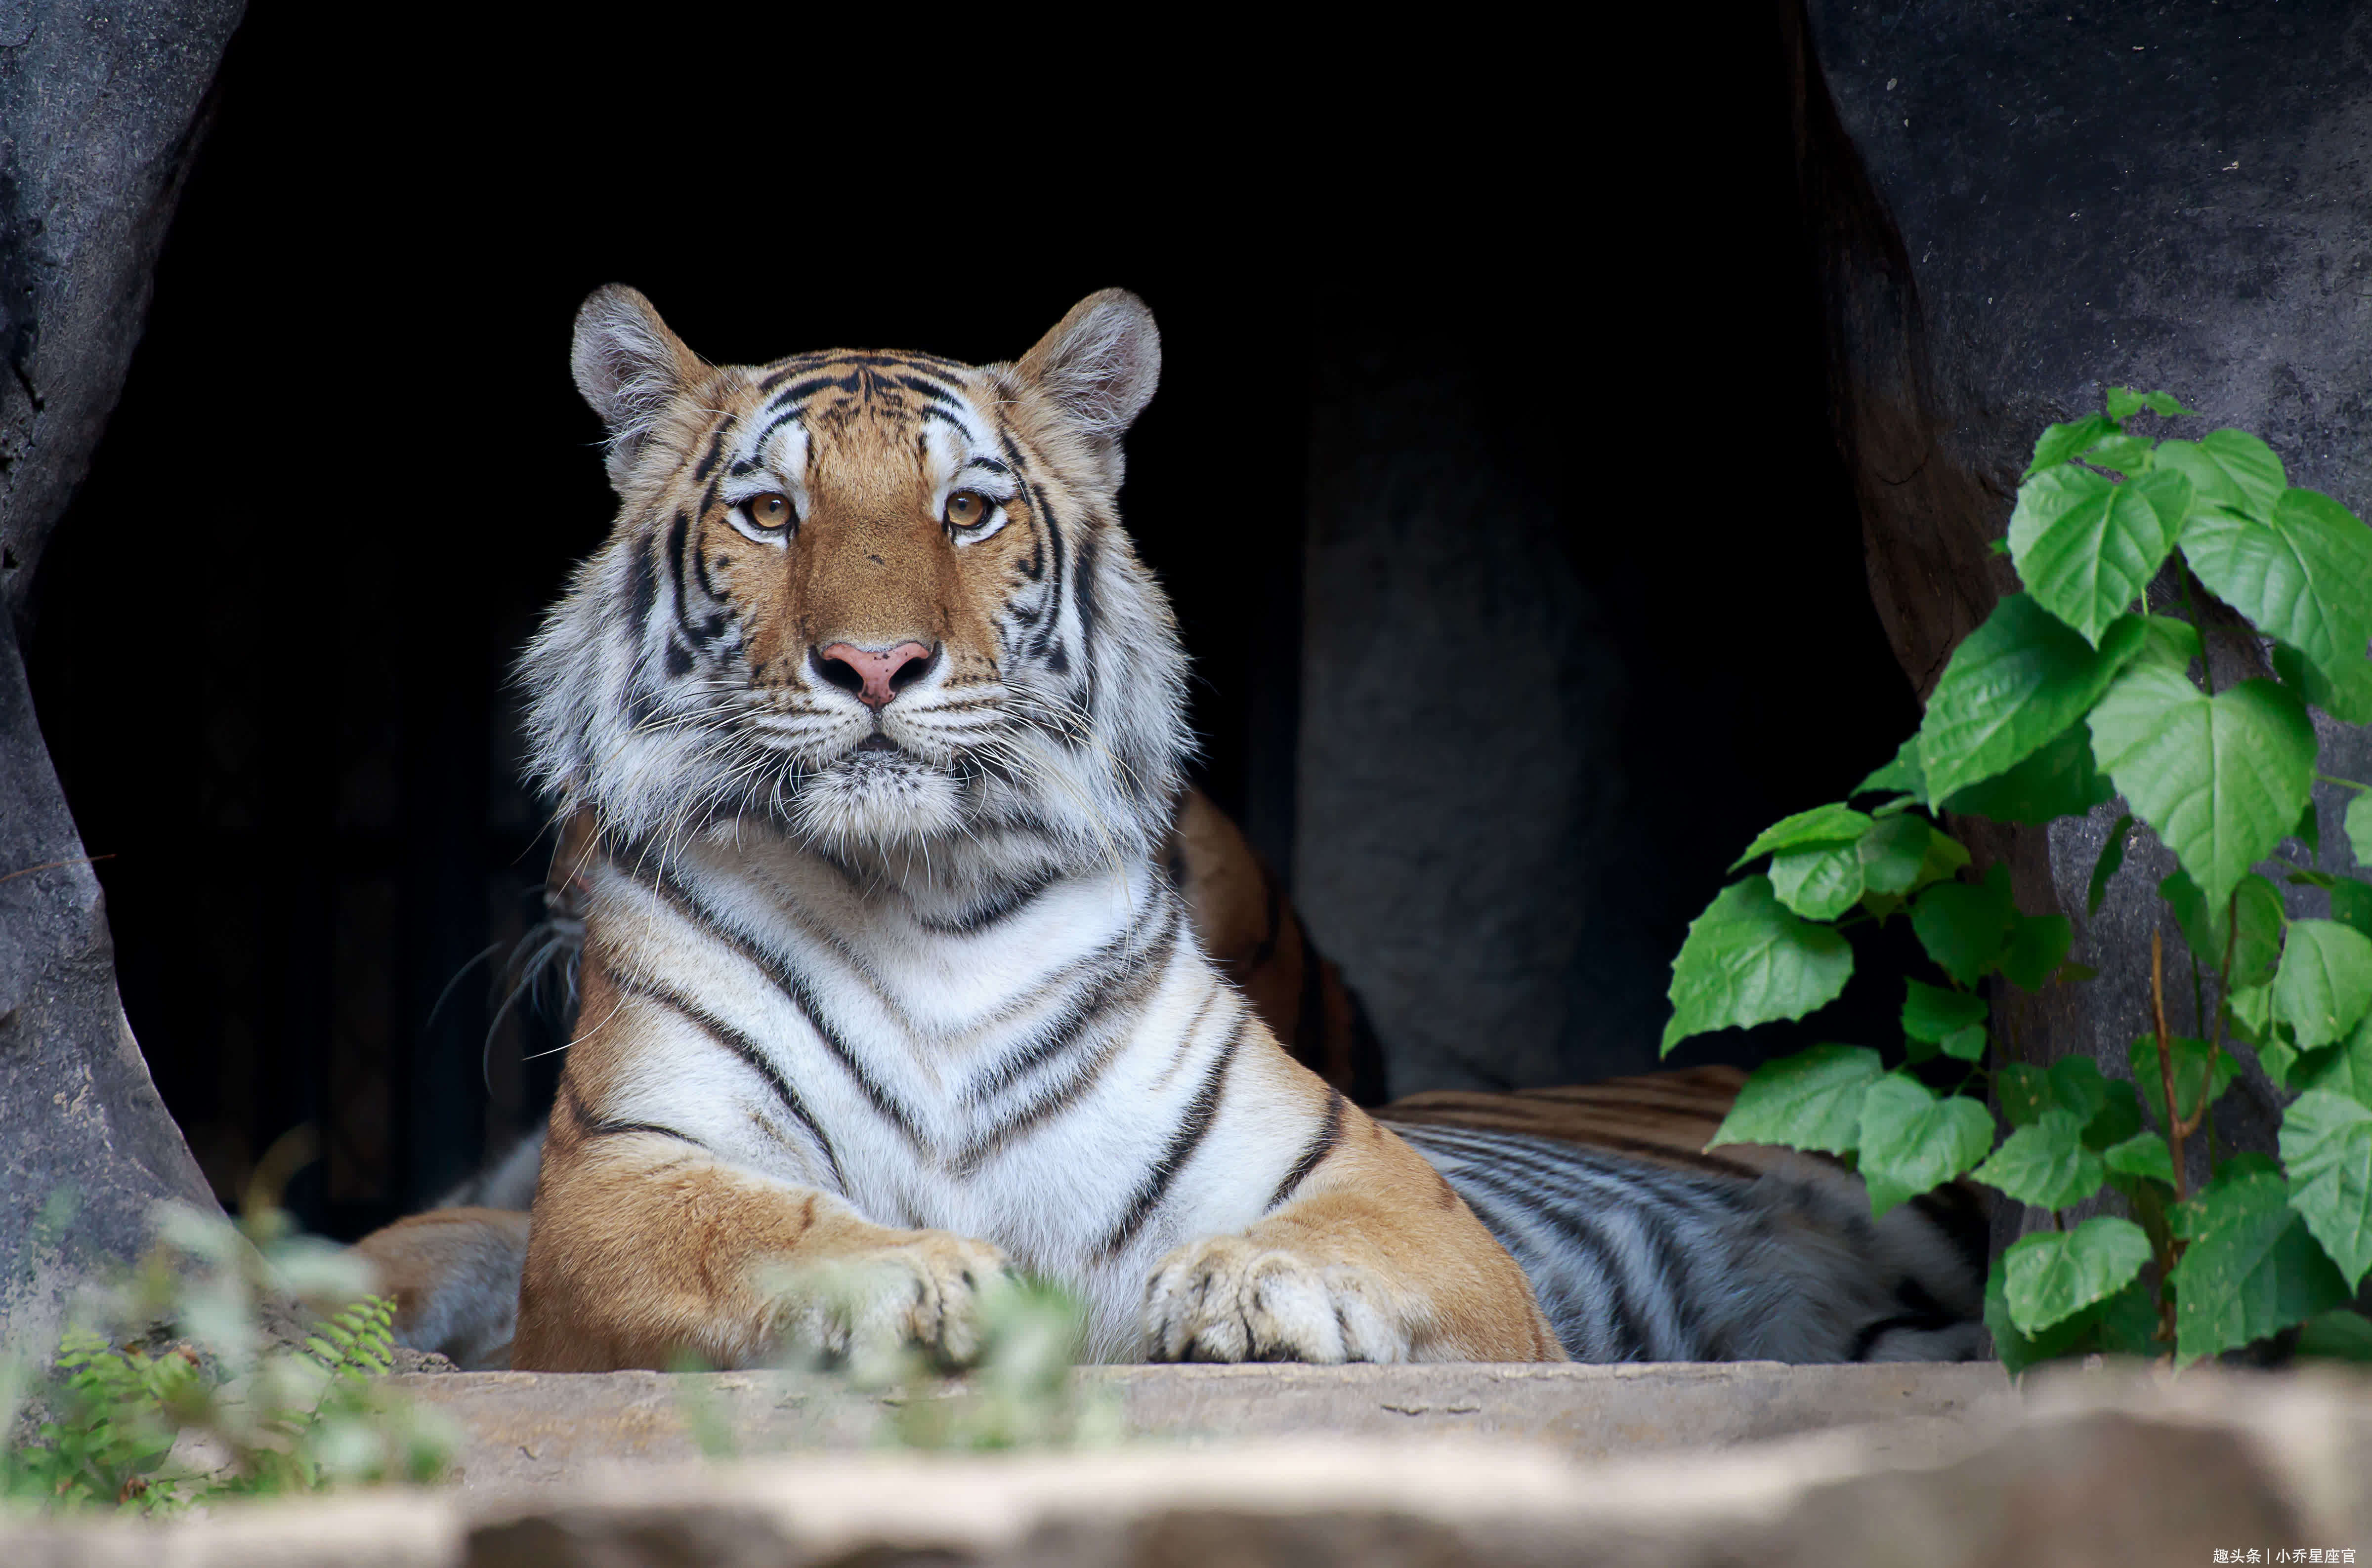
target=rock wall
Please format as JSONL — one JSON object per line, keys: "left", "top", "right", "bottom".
{"left": 1792, "top": 0, "right": 2372, "bottom": 1211}
{"left": 0, "top": 0, "right": 245, "bottom": 1352}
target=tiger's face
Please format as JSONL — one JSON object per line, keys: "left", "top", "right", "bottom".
{"left": 523, "top": 289, "right": 1188, "bottom": 873}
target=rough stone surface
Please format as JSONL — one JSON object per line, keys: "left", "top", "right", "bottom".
{"left": 386, "top": 1362, "right": 2015, "bottom": 1490}
{"left": 0, "top": 0, "right": 246, "bottom": 616}
{"left": 0, "top": 625, "right": 214, "bottom": 1356}
{"left": 1294, "top": 344, "right": 1622, "bottom": 1093}
{"left": 4, "top": 1366, "right": 2366, "bottom": 1567}
{"left": 0, "top": 0, "right": 246, "bottom": 1353}
{"left": 1792, "top": 0, "right": 2372, "bottom": 1229}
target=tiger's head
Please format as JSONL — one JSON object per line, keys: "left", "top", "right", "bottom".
{"left": 521, "top": 288, "right": 1189, "bottom": 876}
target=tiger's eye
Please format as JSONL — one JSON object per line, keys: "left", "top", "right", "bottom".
{"left": 944, "top": 491, "right": 991, "bottom": 530}
{"left": 746, "top": 493, "right": 792, "bottom": 530}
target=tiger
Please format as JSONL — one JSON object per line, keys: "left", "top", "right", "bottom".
{"left": 353, "top": 786, "right": 1378, "bottom": 1370}
{"left": 361, "top": 831, "right": 1986, "bottom": 1366}
{"left": 1378, "top": 1073, "right": 1988, "bottom": 1362}
{"left": 495, "top": 285, "right": 1560, "bottom": 1370}
{"left": 352, "top": 288, "right": 1986, "bottom": 1372}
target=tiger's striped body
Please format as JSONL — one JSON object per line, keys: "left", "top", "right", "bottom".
{"left": 506, "top": 288, "right": 1556, "bottom": 1370}
{"left": 1380, "top": 1071, "right": 1986, "bottom": 1362}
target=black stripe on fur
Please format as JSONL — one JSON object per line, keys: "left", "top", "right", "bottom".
{"left": 608, "top": 969, "right": 846, "bottom": 1190}
{"left": 1266, "top": 1087, "right": 1346, "bottom": 1213}
{"left": 1098, "top": 1010, "right": 1243, "bottom": 1259}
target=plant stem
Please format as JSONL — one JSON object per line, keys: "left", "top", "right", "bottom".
{"left": 2191, "top": 893, "right": 2238, "bottom": 1145}
{"left": 2152, "top": 927, "right": 2186, "bottom": 1205}
{"left": 2316, "top": 773, "right": 2371, "bottom": 793}
{"left": 2149, "top": 929, "right": 2189, "bottom": 1356}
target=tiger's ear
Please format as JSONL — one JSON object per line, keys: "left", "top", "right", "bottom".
{"left": 571, "top": 285, "right": 704, "bottom": 489}
{"left": 1016, "top": 289, "right": 1161, "bottom": 448}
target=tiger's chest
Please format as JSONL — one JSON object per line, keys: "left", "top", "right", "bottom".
{"left": 585, "top": 839, "right": 1250, "bottom": 1279}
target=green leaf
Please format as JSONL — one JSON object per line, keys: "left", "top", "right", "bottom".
{"left": 2272, "top": 919, "right": 2372, "bottom": 1049}
{"left": 1998, "top": 1063, "right": 2053, "bottom": 1127}
{"left": 1940, "top": 724, "right": 2117, "bottom": 825}
{"left": 2081, "top": 433, "right": 2157, "bottom": 476}
{"left": 1984, "top": 1264, "right": 2086, "bottom": 1375}
{"left": 2170, "top": 1163, "right": 2350, "bottom": 1363}
{"left": 2105, "top": 387, "right": 2199, "bottom": 420}
{"left": 2024, "top": 413, "right": 2121, "bottom": 480}
{"left": 2086, "top": 813, "right": 2137, "bottom": 917}
{"left": 2280, "top": 1089, "right": 2372, "bottom": 1289}
{"left": 2000, "top": 913, "right": 2075, "bottom": 991}
{"left": 1662, "top": 877, "right": 1857, "bottom": 1053}
{"left": 2163, "top": 871, "right": 2286, "bottom": 986}
{"left": 1901, "top": 980, "right": 1987, "bottom": 1044}
{"left": 1854, "top": 737, "right": 1927, "bottom": 803}
{"left": 1856, "top": 813, "right": 1933, "bottom": 896}
{"left": 2350, "top": 793, "right": 2372, "bottom": 870}
{"left": 1769, "top": 841, "right": 1865, "bottom": 920}
{"left": 2179, "top": 488, "right": 2372, "bottom": 685}
{"left": 2009, "top": 466, "right": 2187, "bottom": 645}
{"left": 2003, "top": 1216, "right": 2154, "bottom": 1335}
{"left": 1986, "top": 1268, "right": 2159, "bottom": 1374}
{"left": 1910, "top": 828, "right": 1971, "bottom": 895}
{"left": 2271, "top": 640, "right": 2372, "bottom": 725}
{"left": 2002, "top": 1058, "right": 2124, "bottom": 1139}
{"left": 2332, "top": 880, "right": 2372, "bottom": 942}
{"left": 2176, "top": 1152, "right": 2283, "bottom": 1237}
{"left": 1910, "top": 864, "right": 2017, "bottom": 986}
{"left": 2295, "top": 1012, "right": 2372, "bottom": 1109}
{"left": 2226, "top": 979, "right": 2276, "bottom": 1043}
{"left": 1940, "top": 1023, "right": 1989, "bottom": 1062}
{"left": 2130, "top": 1034, "right": 2237, "bottom": 1129}
{"left": 1856, "top": 1073, "right": 1996, "bottom": 1217}
{"left": 1706, "top": 1043, "right": 1885, "bottom": 1155}
{"left": 2155, "top": 429, "right": 2286, "bottom": 519}
{"left": 2088, "top": 1274, "right": 2172, "bottom": 1357}
{"left": 2295, "top": 1309, "right": 2372, "bottom": 1362}
{"left": 2235, "top": 877, "right": 2289, "bottom": 988}
{"left": 2083, "top": 1079, "right": 2146, "bottom": 1151}
{"left": 1918, "top": 597, "right": 2148, "bottom": 803}
{"left": 1729, "top": 803, "right": 1873, "bottom": 871}
{"left": 2087, "top": 669, "right": 2316, "bottom": 908}
{"left": 2260, "top": 1038, "right": 2301, "bottom": 1093}
{"left": 2102, "top": 1131, "right": 2175, "bottom": 1185}
{"left": 2131, "top": 615, "right": 2203, "bottom": 673}
{"left": 2045, "top": 1057, "right": 2113, "bottom": 1129}
{"left": 2160, "top": 867, "right": 2223, "bottom": 968}
{"left": 1973, "top": 1108, "right": 2106, "bottom": 1211}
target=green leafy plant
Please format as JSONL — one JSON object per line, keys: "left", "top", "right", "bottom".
{"left": 2, "top": 1197, "right": 454, "bottom": 1513}
{"left": 1664, "top": 388, "right": 2372, "bottom": 1369}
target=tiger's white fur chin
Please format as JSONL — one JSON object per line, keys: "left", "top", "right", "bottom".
{"left": 789, "top": 753, "right": 968, "bottom": 849}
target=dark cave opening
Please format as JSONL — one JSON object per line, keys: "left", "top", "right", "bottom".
{"left": 24, "top": 13, "right": 1920, "bottom": 1239}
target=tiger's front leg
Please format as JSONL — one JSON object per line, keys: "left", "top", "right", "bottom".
{"left": 1141, "top": 1083, "right": 1564, "bottom": 1364}
{"left": 512, "top": 1086, "right": 1006, "bottom": 1373}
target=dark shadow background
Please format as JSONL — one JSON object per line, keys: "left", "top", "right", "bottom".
{"left": 24, "top": 12, "right": 1920, "bottom": 1239}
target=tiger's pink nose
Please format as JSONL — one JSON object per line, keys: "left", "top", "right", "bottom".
{"left": 813, "top": 641, "right": 937, "bottom": 709}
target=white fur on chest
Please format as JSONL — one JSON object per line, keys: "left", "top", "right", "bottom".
{"left": 588, "top": 829, "right": 1293, "bottom": 1358}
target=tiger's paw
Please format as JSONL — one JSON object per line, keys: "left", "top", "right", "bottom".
{"left": 765, "top": 1230, "right": 1010, "bottom": 1369}
{"left": 1139, "top": 1235, "right": 1413, "bottom": 1363}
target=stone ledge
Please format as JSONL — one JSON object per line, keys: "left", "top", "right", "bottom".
{"left": 395, "top": 1360, "right": 2015, "bottom": 1490}
{"left": 5, "top": 1367, "right": 2368, "bottom": 1567}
